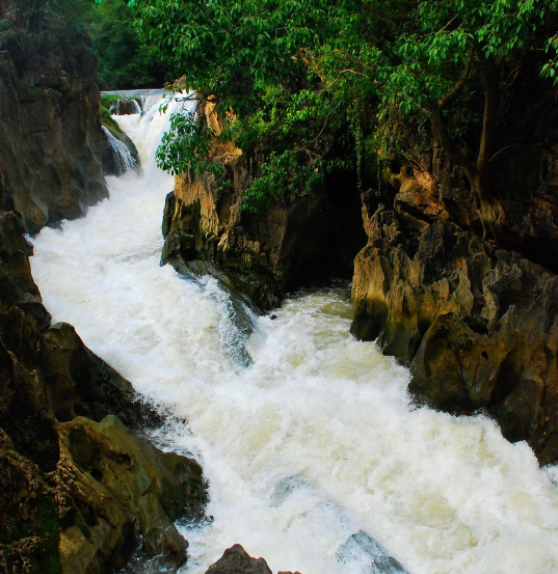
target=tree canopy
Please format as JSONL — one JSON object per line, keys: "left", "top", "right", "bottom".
{"left": 0, "top": 0, "right": 172, "bottom": 89}
{"left": 133, "top": 0, "right": 558, "bottom": 220}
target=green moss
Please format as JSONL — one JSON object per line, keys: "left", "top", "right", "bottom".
{"left": 101, "top": 106, "right": 119, "bottom": 132}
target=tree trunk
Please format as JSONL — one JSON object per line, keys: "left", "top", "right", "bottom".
{"left": 475, "top": 58, "right": 505, "bottom": 240}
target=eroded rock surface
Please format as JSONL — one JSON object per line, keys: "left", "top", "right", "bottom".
{"left": 351, "top": 198, "right": 558, "bottom": 465}
{"left": 0, "top": 48, "right": 107, "bottom": 233}
{"left": 0, "top": 213, "right": 207, "bottom": 573}
{"left": 161, "top": 112, "right": 364, "bottom": 312}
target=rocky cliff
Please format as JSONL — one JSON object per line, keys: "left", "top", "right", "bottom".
{"left": 163, "top": 99, "right": 558, "bottom": 465}
{"left": 348, "top": 74, "right": 558, "bottom": 465}
{"left": 0, "top": 47, "right": 108, "bottom": 234}
{"left": 351, "top": 198, "right": 558, "bottom": 465}
{"left": 0, "top": 25, "right": 208, "bottom": 573}
{"left": 162, "top": 128, "right": 364, "bottom": 312}
{"left": 0, "top": 212, "right": 207, "bottom": 574}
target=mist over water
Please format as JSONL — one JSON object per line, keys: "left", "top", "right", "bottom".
{"left": 31, "top": 94, "right": 558, "bottom": 574}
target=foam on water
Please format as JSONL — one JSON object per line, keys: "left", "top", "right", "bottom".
{"left": 30, "top": 94, "right": 558, "bottom": 574}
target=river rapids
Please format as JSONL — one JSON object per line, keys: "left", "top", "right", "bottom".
{"left": 30, "top": 92, "right": 558, "bottom": 574}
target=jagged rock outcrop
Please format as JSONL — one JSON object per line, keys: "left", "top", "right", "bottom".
{"left": 0, "top": 48, "right": 108, "bottom": 233}
{"left": 0, "top": 214, "right": 207, "bottom": 572}
{"left": 204, "top": 545, "right": 301, "bottom": 574}
{"left": 351, "top": 191, "right": 558, "bottom": 465}
{"left": 0, "top": 23, "right": 207, "bottom": 572}
{"left": 162, "top": 143, "right": 364, "bottom": 311}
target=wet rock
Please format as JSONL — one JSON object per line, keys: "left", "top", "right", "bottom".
{"left": 351, "top": 203, "right": 558, "bottom": 464}
{"left": 161, "top": 112, "right": 364, "bottom": 312}
{"left": 336, "top": 531, "right": 408, "bottom": 574}
{"left": 109, "top": 98, "right": 142, "bottom": 116}
{"left": 0, "top": 50, "right": 108, "bottom": 234}
{"left": 58, "top": 415, "right": 206, "bottom": 573}
{"left": 205, "top": 545, "right": 272, "bottom": 574}
{"left": 101, "top": 111, "right": 140, "bottom": 177}
{"left": 0, "top": 213, "right": 206, "bottom": 571}
{"left": 0, "top": 30, "right": 206, "bottom": 574}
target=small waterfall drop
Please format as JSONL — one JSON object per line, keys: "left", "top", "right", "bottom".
{"left": 110, "top": 98, "right": 142, "bottom": 115}
{"left": 102, "top": 125, "right": 139, "bottom": 174}
{"left": 31, "top": 93, "right": 558, "bottom": 574}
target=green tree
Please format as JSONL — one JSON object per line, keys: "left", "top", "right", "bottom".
{"left": 0, "top": 0, "right": 92, "bottom": 69}
{"left": 87, "top": 0, "right": 170, "bottom": 89}
{"left": 134, "top": 0, "right": 558, "bottom": 232}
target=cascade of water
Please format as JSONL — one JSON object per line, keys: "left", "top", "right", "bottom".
{"left": 102, "top": 88, "right": 170, "bottom": 115}
{"left": 31, "top": 93, "right": 558, "bottom": 574}
{"left": 102, "top": 125, "right": 139, "bottom": 174}
{"left": 110, "top": 98, "right": 142, "bottom": 115}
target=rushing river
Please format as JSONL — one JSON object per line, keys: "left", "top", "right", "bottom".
{"left": 30, "top": 93, "right": 558, "bottom": 574}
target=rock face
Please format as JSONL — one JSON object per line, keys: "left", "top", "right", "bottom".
{"left": 0, "top": 24, "right": 208, "bottom": 573}
{"left": 109, "top": 98, "right": 142, "bottom": 116}
{"left": 351, "top": 187, "right": 558, "bottom": 464}
{"left": 0, "top": 48, "right": 108, "bottom": 234}
{"left": 204, "top": 545, "right": 301, "bottom": 574}
{"left": 162, "top": 147, "right": 364, "bottom": 312}
{"left": 0, "top": 214, "right": 207, "bottom": 572}
{"left": 205, "top": 545, "right": 272, "bottom": 574}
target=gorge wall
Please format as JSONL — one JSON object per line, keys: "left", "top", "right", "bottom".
{"left": 163, "top": 95, "right": 558, "bottom": 465}
{"left": 0, "top": 42, "right": 108, "bottom": 234}
{"left": 161, "top": 112, "right": 365, "bottom": 312}
{"left": 0, "top": 28, "right": 207, "bottom": 574}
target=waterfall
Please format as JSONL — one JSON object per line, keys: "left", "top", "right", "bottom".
{"left": 103, "top": 88, "right": 170, "bottom": 116}
{"left": 102, "top": 125, "right": 139, "bottom": 175}
{"left": 30, "top": 93, "right": 558, "bottom": 574}
{"left": 110, "top": 98, "right": 142, "bottom": 115}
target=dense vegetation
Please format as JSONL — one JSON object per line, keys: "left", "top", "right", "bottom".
{"left": 3, "top": 0, "right": 558, "bottom": 227}
{"left": 0, "top": 0, "right": 170, "bottom": 89}
{"left": 134, "top": 0, "right": 558, "bottom": 231}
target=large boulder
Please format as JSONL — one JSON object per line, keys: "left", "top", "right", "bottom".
{"left": 351, "top": 200, "right": 558, "bottom": 464}
{"left": 0, "top": 213, "right": 208, "bottom": 572}
{"left": 58, "top": 415, "right": 206, "bottom": 574}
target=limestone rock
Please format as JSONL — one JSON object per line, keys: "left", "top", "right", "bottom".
{"left": 0, "top": 213, "right": 207, "bottom": 571}
{"left": 162, "top": 152, "right": 364, "bottom": 312}
{"left": 351, "top": 203, "right": 558, "bottom": 464}
{"left": 205, "top": 545, "right": 272, "bottom": 574}
{"left": 58, "top": 415, "right": 206, "bottom": 573}
{"left": 0, "top": 49, "right": 107, "bottom": 234}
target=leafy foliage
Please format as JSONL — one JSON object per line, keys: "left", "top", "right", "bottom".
{"left": 133, "top": 0, "right": 558, "bottom": 211}
{"left": 0, "top": 0, "right": 93, "bottom": 70}
{"left": 86, "top": 0, "right": 171, "bottom": 89}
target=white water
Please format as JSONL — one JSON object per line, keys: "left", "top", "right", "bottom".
{"left": 31, "top": 95, "right": 558, "bottom": 574}
{"left": 102, "top": 125, "right": 139, "bottom": 174}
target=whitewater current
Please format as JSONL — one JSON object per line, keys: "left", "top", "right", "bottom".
{"left": 31, "top": 93, "right": 558, "bottom": 574}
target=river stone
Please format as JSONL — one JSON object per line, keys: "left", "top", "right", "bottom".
{"left": 336, "top": 531, "right": 408, "bottom": 574}
{"left": 59, "top": 415, "right": 207, "bottom": 573}
{"left": 205, "top": 545, "right": 273, "bottom": 574}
